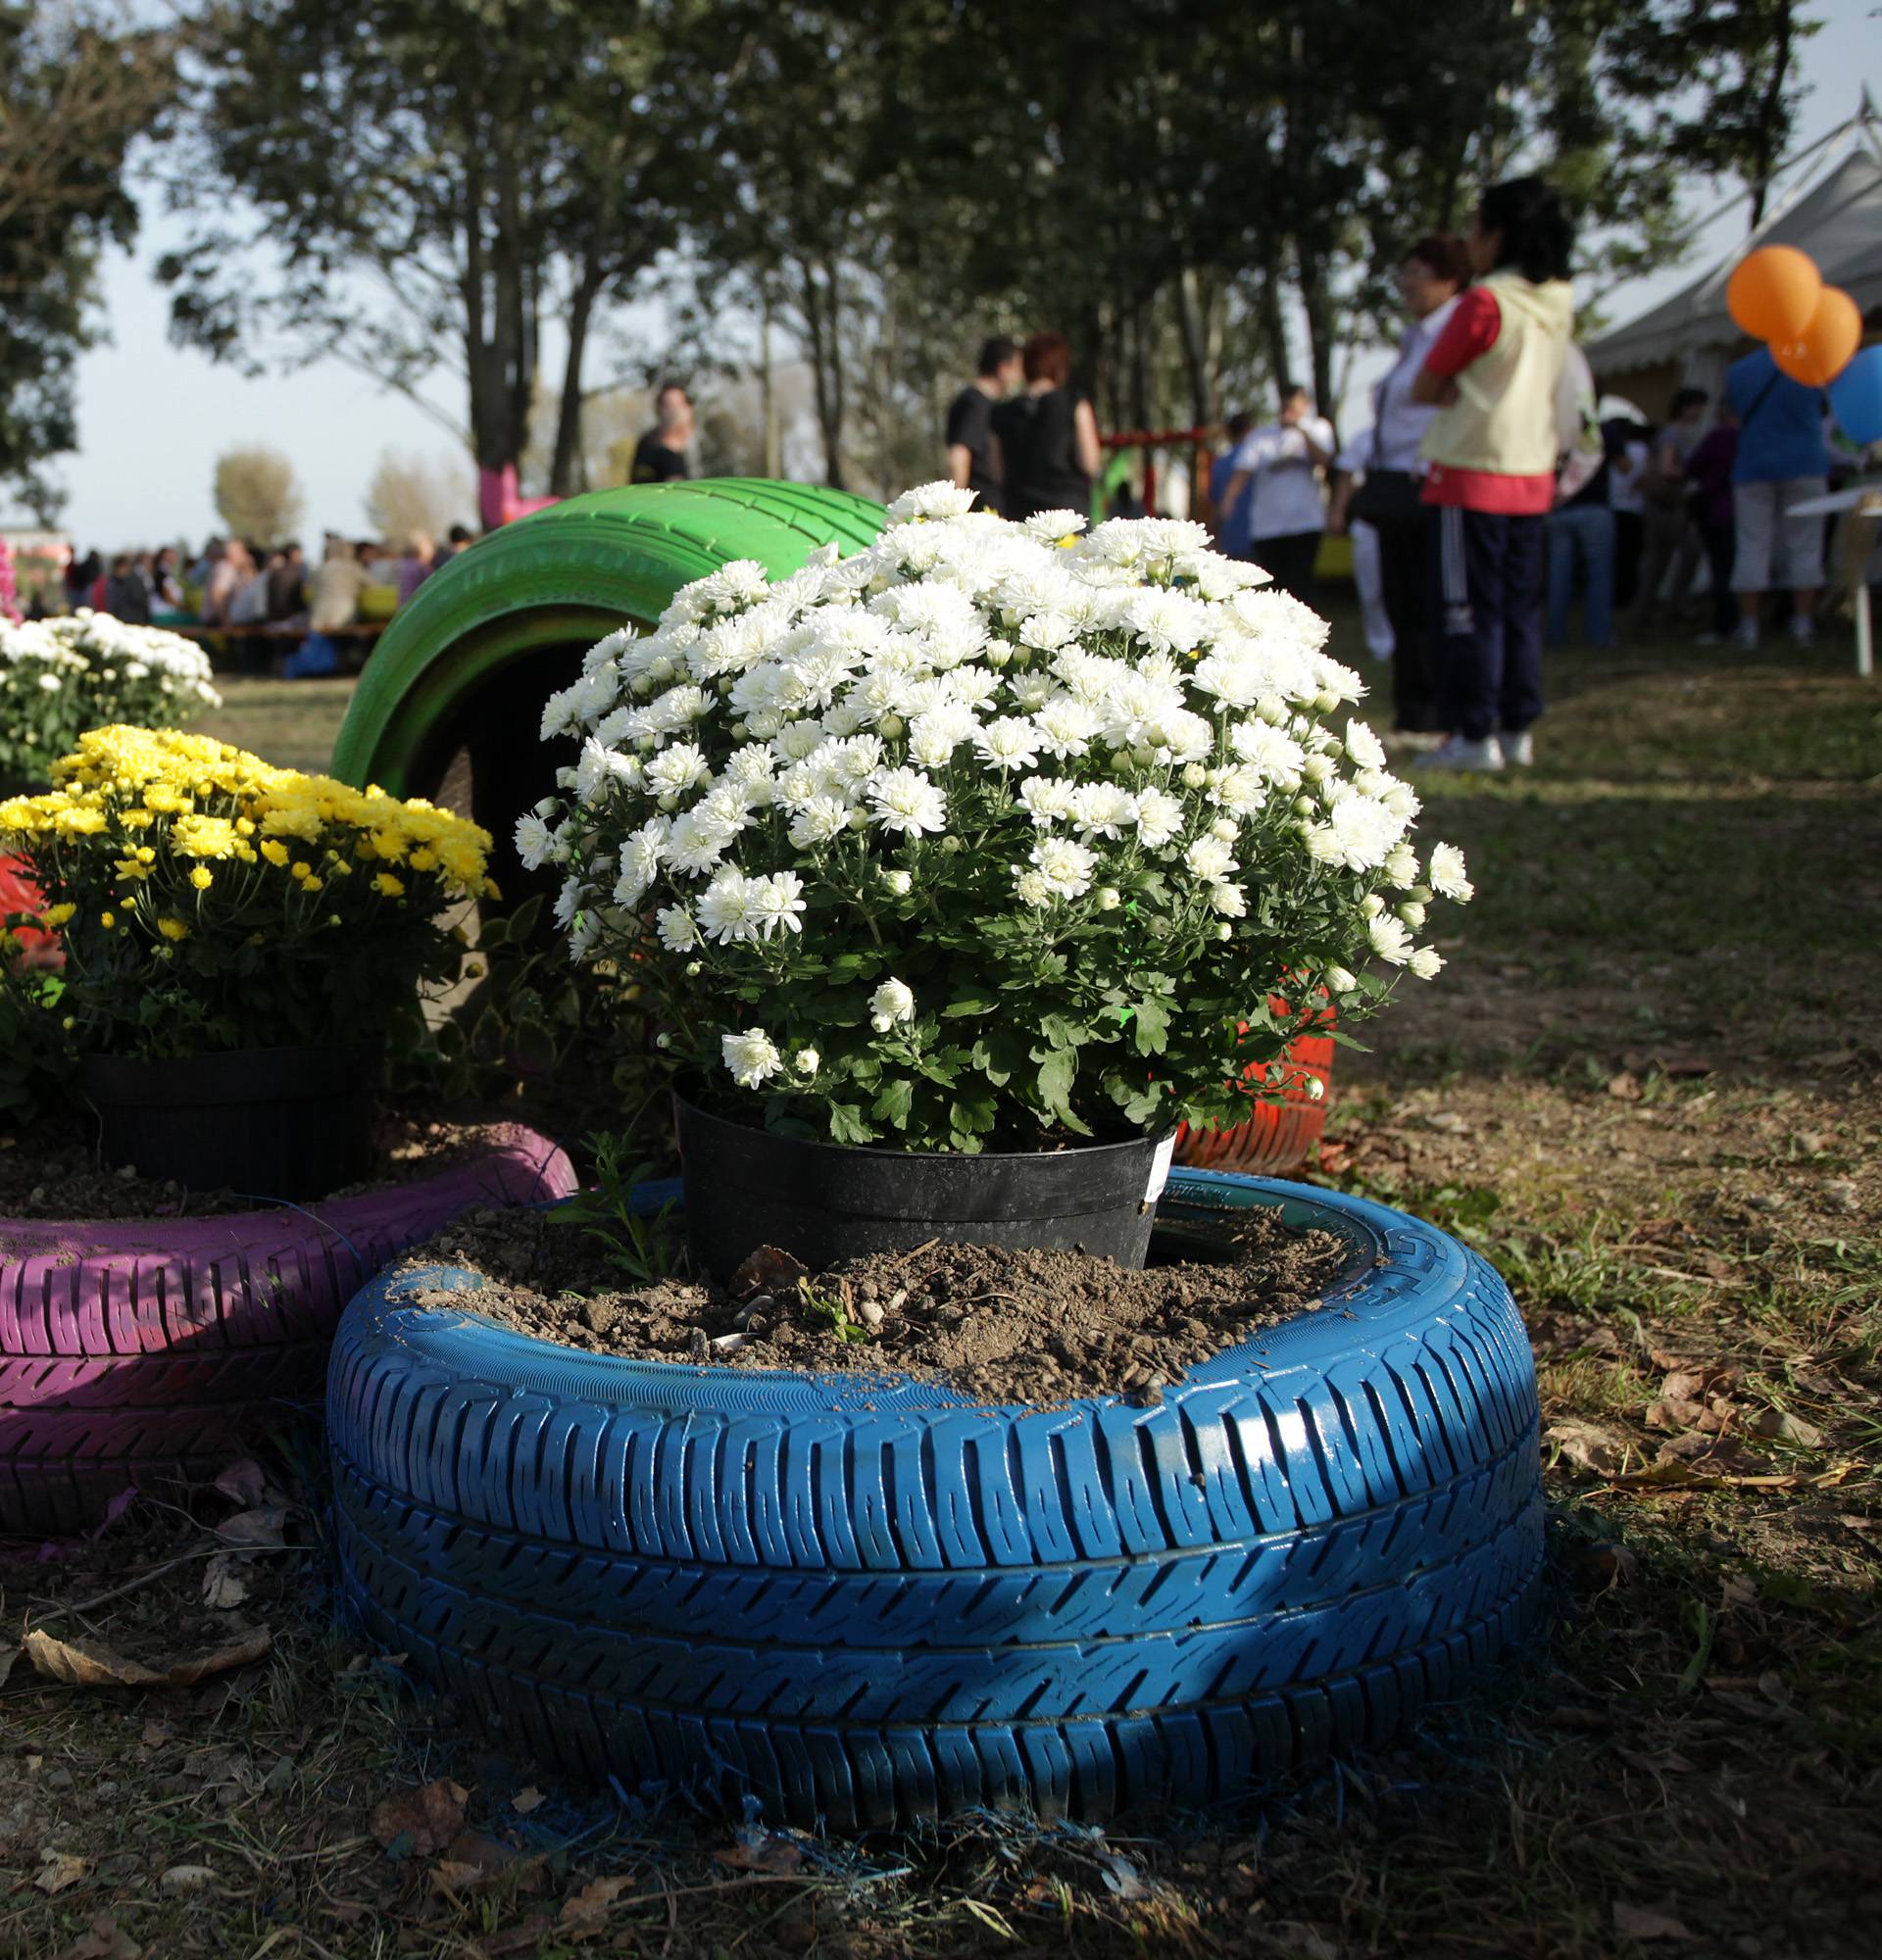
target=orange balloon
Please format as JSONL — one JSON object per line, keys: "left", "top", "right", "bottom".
{"left": 1770, "top": 286, "right": 1861, "bottom": 387}
{"left": 1727, "top": 244, "right": 1822, "bottom": 341}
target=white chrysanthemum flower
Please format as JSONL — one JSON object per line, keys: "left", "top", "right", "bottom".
{"left": 721, "top": 1027, "right": 784, "bottom": 1089}
{"left": 947, "top": 664, "right": 1002, "bottom": 711}
{"left": 1021, "top": 509, "right": 1088, "bottom": 544}
{"left": 1122, "top": 588, "right": 1212, "bottom": 656}
{"left": 747, "top": 870, "right": 807, "bottom": 938}
{"left": 869, "top": 976, "right": 916, "bottom": 1031}
{"left": 1184, "top": 835, "right": 1238, "bottom": 882}
{"left": 553, "top": 875, "right": 585, "bottom": 931}
{"left": 1015, "top": 868, "right": 1053, "bottom": 906}
{"left": 867, "top": 767, "right": 947, "bottom": 835}
{"left": 1208, "top": 882, "right": 1248, "bottom": 918}
{"left": 1032, "top": 696, "right": 1098, "bottom": 759}
{"left": 1345, "top": 720, "right": 1388, "bottom": 770}
{"left": 1368, "top": 913, "right": 1413, "bottom": 963}
{"left": 698, "top": 870, "right": 760, "bottom": 944}
{"left": 1027, "top": 835, "right": 1097, "bottom": 901}
{"left": 1381, "top": 842, "right": 1420, "bottom": 889}
{"left": 656, "top": 906, "right": 699, "bottom": 952}
{"left": 1428, "top": 843, "right": 1474, "bottom": 901}
{"left": 772, "top": 719, "right": 824, "bottom": 762}
{"left": 514, "top": 812, "right": 555, "bottom": 871}
{"left": 1132, "top": 787, "right": 1184, "bottom": 848}
{"left": 976, "top": 716, "right": 1043, "bottom": 771}
{"left": 1305, "top": 794, "right": 1407, "bottom": 872}
{"left": 618, "top": 818, "right": 669, "bottom": 883}
{"left": 885, "top": 480, "right": 978, "bottom": 523}
{"left": 664, "top": 811, "right": 731, "bottom": 878}
{"left": 882, "top": 867, "right": 913, "bottom": 896}
{"left": 788, "top": 796, "right": 853, "bottom": 848}
{"left": 1409, "top": 947, "right": 1444, "bottom": 979}
{"left": 1208, "top": 764, "right": 1267, "bottom": 819}
{"left": 1018, "top": 775, "right": 1078, "bottom": 826}
{"left": 644, "top": 742, "right": 710, "bottom": 799}
{"left": 794, "top": 1048, "right": 820, "bottom": 1075}
{"left": 907, "top": 700, "right": 978, "bottom": 767}
{"left": 1017, "top": 611, "right": 1077, "bottom": 653}
{"left": 1070, "top": 782, "right": 1136, "bottom": 840}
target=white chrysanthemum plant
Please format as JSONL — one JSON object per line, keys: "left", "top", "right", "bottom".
{"left": 0, "top": 611, "right": 223, "bottom": 786}
{"left": 523, "top": 483, "right": 1473, "bottom": 1154}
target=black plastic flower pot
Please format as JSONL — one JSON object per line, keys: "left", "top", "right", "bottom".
{"left": 674, "top": 1092, "right": 1175, "bottom": 1280}
{"left": 79, "top": 1040, "right": 385, "bottom": 1200}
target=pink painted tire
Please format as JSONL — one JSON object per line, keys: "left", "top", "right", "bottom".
{"left": 0, "top": 1124, "right": 574, "bottom": 1534}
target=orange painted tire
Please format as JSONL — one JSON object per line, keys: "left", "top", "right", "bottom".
{"left": 1174, "top": 999, "right": 1335, "bottom": 1175}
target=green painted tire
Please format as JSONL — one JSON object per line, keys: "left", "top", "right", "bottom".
{"left": 329, "top": 481, "right": 886, "bottom": 800}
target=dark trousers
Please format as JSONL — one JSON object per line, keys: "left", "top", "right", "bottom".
{"left": 1254, "top": 530, "right": 1320, "bottom": 606}
{"left": 1613, "top": 509, "right": 1644, "bottom": 612}
{"left": 1369, "top": 500, "right": 1440, "bottom": 731}
{"left": 1429, "top": 505, "right": 1546, "bottom": 742}
{"left": 1700, "top": 519, "right": 1737, "bottom": 635}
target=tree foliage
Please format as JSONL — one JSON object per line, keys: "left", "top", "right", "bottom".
{"left": 213, "top": 444, "right": 304, "bottom": 543}
{"left": 0, "top": 2, "right": 173, "bottom": 518}
{"left": 364, "top": 450, "right": 468, "bottom": 544}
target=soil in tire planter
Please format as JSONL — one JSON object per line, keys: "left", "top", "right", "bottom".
{"left": 395, "top": 1200, "right": 1351, "bottom": 1405}
{"left": 0, "top": 1112, "right": 540, "bottom": 1223}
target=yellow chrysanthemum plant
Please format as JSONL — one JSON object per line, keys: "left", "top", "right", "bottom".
{"left": 0, "top": 726, "right": 496, "bottom": 1063}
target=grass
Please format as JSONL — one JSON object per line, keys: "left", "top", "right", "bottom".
{"left": 196, "top": 675, "right": 357, "bottom": 775}
{"left": 3, "top": 605, "right": 1880, "bottom": 1957}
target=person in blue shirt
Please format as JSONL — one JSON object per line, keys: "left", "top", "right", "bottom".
{"left": 1210, "top": 413, "right": 1256, "bottom": 560}
{"left": 1725, "top": 346, "right": 1830, "bottom": 649}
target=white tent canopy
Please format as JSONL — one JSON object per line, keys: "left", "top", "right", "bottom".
{"left": 1587, "top": 102, "right": 1882, "bottom": 382}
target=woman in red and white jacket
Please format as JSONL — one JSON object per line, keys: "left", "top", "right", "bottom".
{"left": 1410, "top": 177, "right": 1576, "bottom": 772}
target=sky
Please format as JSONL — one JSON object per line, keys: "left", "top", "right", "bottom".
{"left": 36, "top": 0, "right": 1882, "bottom": 549}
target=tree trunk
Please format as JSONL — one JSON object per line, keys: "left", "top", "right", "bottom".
{"left": 760, "top": 283, "right": 780, "bottom": 478}
{"left": 1174, "top": 265, "right": 1214, "bottom": 429}
{"left": 1295, "top": 238, "right": 1337, "bottom": 438}
{"left": 1748, "top": 0, "right": 1795, "bottom": 228}
{"left": 548, "top": 268, "right": 604, "bottom": 498}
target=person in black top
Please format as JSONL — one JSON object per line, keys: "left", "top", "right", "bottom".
{"left": 945, "top": 337, "right": 1021, "bottom": 512}
{"left": 992, "top": 332, "right": 1104, "bottom": 523}
{"left": 631, "top": 381, "right": 694, "bottom": 484}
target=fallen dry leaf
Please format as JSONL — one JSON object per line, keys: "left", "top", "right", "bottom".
{"left": 216, "top": 1505, "right": 289, "bottom": 1546}
{"left": 559, "top": 1873, "right": 635, "bottom": 1931}
{"left": 370, "top": 1778, "right": 469, "bottom": 1857}
{"left": 716, "top": 1836, "right": 804, "bottom": 1876}
{"left": 35, "top": 1849, "right": 88, "bottom": 1895}
{"left": 160, "top": 1865, "right": 217, "bottom": 1894}
{"left": 55, "top": 1914, "right": 140, "bottom": 1960}
{"left": 1753, "top": 1408, "right": 1825, "bottom": 1447}
{"left": 201, "top": 1552, "right": 250, "bottom": 1610}
{"left": 214, "top": 1459, "right": 267, "bottom": 1508}
{"left": 1547, "top": 1421, "right": 1623, "bottom": 1476}
{"left": 1612, "top": 1901, "right": 1696, "bottom": 1941}
{"left": 1607, "top": 1069, "right": 1643, "bottom": 1101}
{"left": 729, "top": 1243, "right": 807, "bottom": 1297}
{"left": 511, "top": 1785, "right": 546, "bottom": 1814}
{"left": 24, "top": 1624, "right": 271, "bottom": 1689}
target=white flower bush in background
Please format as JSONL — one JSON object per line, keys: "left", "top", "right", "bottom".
{"left": 525, "top": 484, "right": 1471, "bottom": 1152}
{"left": 0, "top": 612, "right": 222, "bottom": 786}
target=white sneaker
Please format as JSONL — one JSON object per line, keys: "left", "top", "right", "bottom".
{"left": 1499, "top": 729, "right": 1535, "bottom": 766}
{"left": 1408, "top": 735, "right": 1505, "bottom": 774}
{"left": 1731, "top": 619, "right": 1759, "bottom": 651}
{"left": 1788, "top": 615, "right": 1816, "bottom": 646}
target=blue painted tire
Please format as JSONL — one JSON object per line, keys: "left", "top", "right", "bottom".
{"left": 326, "top": 1171, "right": 1543, "bottom": 1828}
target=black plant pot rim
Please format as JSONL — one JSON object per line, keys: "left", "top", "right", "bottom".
{"left": 673, "top": 1086, "right": 1172, "bottom": 1169}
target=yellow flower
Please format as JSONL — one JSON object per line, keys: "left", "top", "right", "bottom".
{"left": 299, "top": 873, "right": 324, "bottom": 892}
{"left": 40, "top": 904, "right": 76, "bottom": 928}
{"left": 408, "top": 846, "right": 439, "bottom": 871}
{"left": 190, "top": 866, "right": 214, "bottom": 891}
{"left": 156, "top": 916, "right": 190, "bottom": 942}
{"left": 114, "top": 858, "right": 150, "bottom": 881}
{"left": 259, "top": 839, "right": 289, "bottom": 866}
{"left": 99, "top": 910, "right": 115, "bottom": 928}
{"left": 173, "top": 814, "right": 241, "bottom": 858}
{"left": 373, "top": 872, "right": 406, "bottom": 898}
{"left": 290, "top": 861, "right": 312, "bottom": 879}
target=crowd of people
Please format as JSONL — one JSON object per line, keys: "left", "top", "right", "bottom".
{"left": 945, "top": 176, "right": 1869, "bottom": 773}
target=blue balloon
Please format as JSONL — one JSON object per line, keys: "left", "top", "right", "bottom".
{"left": 1829, "top": 344, "right": 1882, "bottom": 447}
